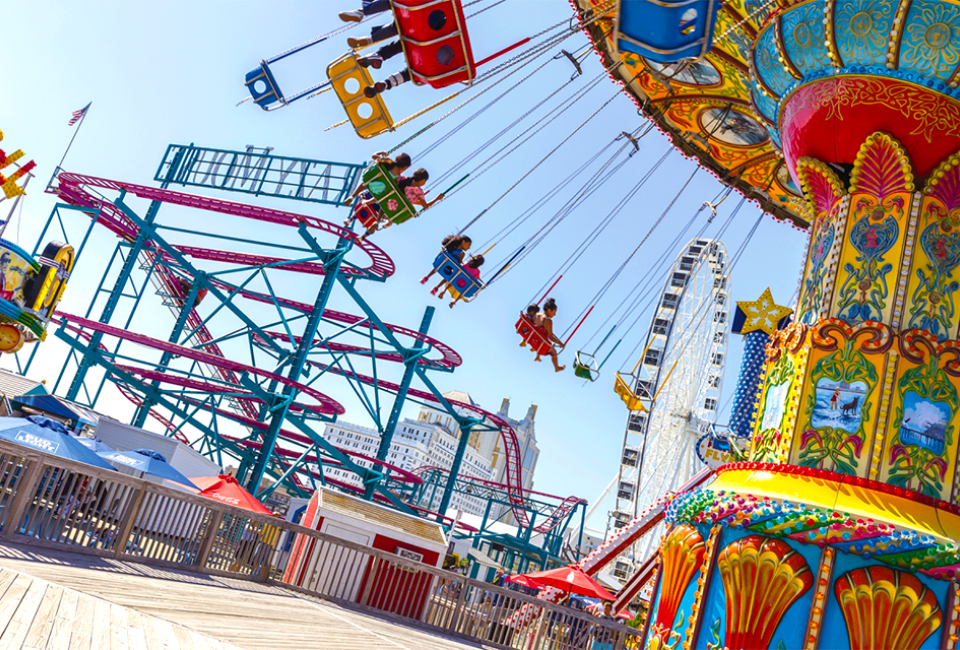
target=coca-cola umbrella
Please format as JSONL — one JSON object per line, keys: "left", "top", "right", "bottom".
{"left": 519, "top": 566, "right": 615, "bottom": 601}
{"left": 505, "top": 574, "right": 546, "bottom": 590}
{"left": 190, "top": 474, "right": 272, "bottom": 515}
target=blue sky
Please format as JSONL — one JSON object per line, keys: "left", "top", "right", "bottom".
{"left": 2, "top": 0, "right": 807, "bottom": 530}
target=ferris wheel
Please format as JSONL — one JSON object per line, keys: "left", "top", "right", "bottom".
{"left": 608, "top": 238, "right": 730, "bottom": 570}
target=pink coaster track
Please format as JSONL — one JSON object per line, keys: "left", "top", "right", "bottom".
{"left": 411, "top": 465, "right": 585, "bottom": 534}
{"left": 56, "top": 312, "right": 345, "bottom": 416}
{"left": 201, "top": 276, "right": 462, "bottom": 369}
{"left": 250, "top": 338, "right": 535, "bottom": 529}
{"left": 114, "top": 328, "right": 535, "bottom": 530}
{"left": 55, "top": 172, "right": 396, "bottom": 279}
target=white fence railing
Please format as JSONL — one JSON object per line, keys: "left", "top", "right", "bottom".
{"left": 0, "top": 440, "right": 644, "bottom": 650}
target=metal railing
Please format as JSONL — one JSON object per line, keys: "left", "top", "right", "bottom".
{"left": 0, "top": 439, "right": 644, "bottom": 649}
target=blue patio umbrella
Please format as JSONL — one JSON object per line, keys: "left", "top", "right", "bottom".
{"left": 0, "top": 416, "right": 116, "bottom": 470}
{"left": 98, "top": 449, "right": 198, "bottom": 489}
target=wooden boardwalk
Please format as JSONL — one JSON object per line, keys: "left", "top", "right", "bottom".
{"left": 0, "top": 545, "right": 492, "bottom": 650}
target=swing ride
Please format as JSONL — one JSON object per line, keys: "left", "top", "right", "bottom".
{"left": 565, "top": 0, "right": 960, "bottom": 644}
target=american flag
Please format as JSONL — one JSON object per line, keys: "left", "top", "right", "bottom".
{"left": 68, "top": 103, "right": 91, "bottom": 126}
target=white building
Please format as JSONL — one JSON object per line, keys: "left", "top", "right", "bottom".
{"left": 318, "top": 391, "right": 541, "bottom": 520}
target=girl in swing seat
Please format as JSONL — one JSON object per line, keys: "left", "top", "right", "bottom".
{"left": 344, "top": 152, "right": 411, "bottom": 217}
{"left": 424, "top": 235, "right": 472, "bottom": 286}
{"left": 438, "top": 255, "right": 484, "bottom": 308}
{"left": 400, "top": 169, "right": 445, "bottom": 209}
{"left": 534, "top": 298, "right": 565, "bottom": 372}
{"left": 357, "top": 168, "right": 443, "bottom": 241}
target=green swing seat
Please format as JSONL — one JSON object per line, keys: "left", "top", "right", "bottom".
{"left": 362, "top": 164, "right": 417, "bottom": 225}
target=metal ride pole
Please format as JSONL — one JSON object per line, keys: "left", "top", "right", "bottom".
{"left": 65, "top": 155, "right": 182, "bottom": 404}
{"left": 437, "top": 421, "right": 474, "bottom": 517}
{"left": 363, "top": 305, "right": 434, "bottom": 500}
{"left": 65, "top": 198, "right": 161, "bottom": 402}
{"left": 244, "top": 233, "right": 350, "bottom": 494}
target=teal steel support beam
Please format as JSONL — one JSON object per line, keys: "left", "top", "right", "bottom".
{"left": 438, "top": 423, "right": 473, "bottom": 517}
{"left": 363, "top": 305, "right": 434, "bottom": 500}
{"left": 244, "top": 230, "right": 349, "bottom": 493}
{"left": 65, "top": 194, "right": 159, "bottom": 402}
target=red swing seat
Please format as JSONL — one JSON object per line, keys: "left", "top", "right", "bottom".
{"left": 515, "top": 313, "right": 556, "bottom": 356}
{"left": 393, "top": 0, "right": 477, "bottom": 88}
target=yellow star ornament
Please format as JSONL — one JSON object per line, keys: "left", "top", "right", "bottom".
{"left": 735, "top": 288, "right": 793, "bottom": 336}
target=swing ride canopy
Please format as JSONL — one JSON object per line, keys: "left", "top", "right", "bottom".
{"left": 572, "top": 0, "right": 809, "bottom": 227}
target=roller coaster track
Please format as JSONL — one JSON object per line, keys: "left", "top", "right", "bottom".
{"left": 411, "top": 466, "right": 585, "bottom": 534}
{"left": 51, "top": 172, "right": 538, "bottom": 526}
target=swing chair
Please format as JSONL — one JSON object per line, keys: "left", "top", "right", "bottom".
{"left": 352, "top": 166, "right": 469, "bottom": 236}
{"left": 356, "top": 163, "right": 417, "bottom": 226}
{"left": 328, "top": 0, "right": 530, "bottom": 138}
{"left": 614, "top": 0, "right": 722, "bottom": 63}
{"left": 573, "top": 326, "right": 621, "bottom": 382}
{"left": 394, "top": 0, "right": 477, "bottom": 87}
{"left": 614, "top": 341, "right": 679, "bottom": 411}
{"left": 614, "top": 0, "right": 720, "bottom": 63}
{"left": 327, "top": 52, "right": 396, "bottom": 139}
{"left": 515, "top": 277, "right": 592, "bottom": 362}
{"left": 431, "top": 249, "right": 486, "bottom": 303}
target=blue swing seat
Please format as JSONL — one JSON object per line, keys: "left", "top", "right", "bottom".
{"left": 615, "top": 0, "right": 722, "bottom": 63}
{"left": 245, "top": 62, "right": 285, "bottom": 109}
{"left": 432, "top": 251, "right": 484, "bottom": 301}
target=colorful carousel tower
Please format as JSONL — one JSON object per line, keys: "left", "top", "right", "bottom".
{"left": 574, "top": 0, "right": 960, "bottom": 647}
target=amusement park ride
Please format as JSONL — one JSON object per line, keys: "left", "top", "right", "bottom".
{"left": 6, "top": 0, "right": 960, "bottom": 643}
{"left": 561, "top": 0, "right": 960, "bottom": 644}
{"left": 0, "top": 135, "right": 587, "bottom": 574}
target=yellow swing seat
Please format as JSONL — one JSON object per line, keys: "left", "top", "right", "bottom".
{"left": 326, "top": 53, "right": 395, "bottom": 139}
{"left": 614, "top": 372, "right": 650, "bottom": 412}
{"left": 614, "top": 342, "right": 678, "bottom": 411}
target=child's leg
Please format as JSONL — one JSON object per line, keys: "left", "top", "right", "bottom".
{"left": 437, "top": 281, "right": 450, "bottom": 298}
{"left": 421, "top": 269, "right": 436, "bottom": 284}
{"left": 431, "top": 280, "right": 444, "bottom": 295}
{"left": 550, "top": 349, "right": 565, "bottom": 372}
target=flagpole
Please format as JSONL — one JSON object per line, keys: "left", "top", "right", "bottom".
{"left": 47, "top": 102, "right": 91, "bottom": 191}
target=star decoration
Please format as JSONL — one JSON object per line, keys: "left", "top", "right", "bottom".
{"left": 735, "top": 288, "right": 793, "bottom": 336}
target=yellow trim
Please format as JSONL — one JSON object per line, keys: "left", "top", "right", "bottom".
{"left": 710, "top": 468, "right": 954, "bottom": 544}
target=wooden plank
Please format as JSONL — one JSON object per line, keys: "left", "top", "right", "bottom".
{"left": 170, "top": 623, "right": 199, "bottom": 650}
{"left": 187, "top": 629, "right": 214, "bottom": 650}
{"left": 46, "top": 586, "right": 78, "bottom": 650}
{"left": 125, "top": 609, "right": 147, "bottom": 650}
{"left": 67, "top": 593, "right": 94, "bottom": 650}
{"left": 0, "top": 574, "right": 34, "bottom": 636}
{"left": 141, "top": 615, "right": 179, "bottom": 650}
{"left": 0, "top": 571, "right": 20, "bottom": 601}
{"left": 109, "top": 602, "right": 129, "bottom": 650}
{"left": 89, "top": 597, "right": 112, "bottom": 650}
{"left": 0, "top": 577, "right": 47, "bottom": 650}
{"left": 22, "top": 583, "right": 62, "bottom": 649}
